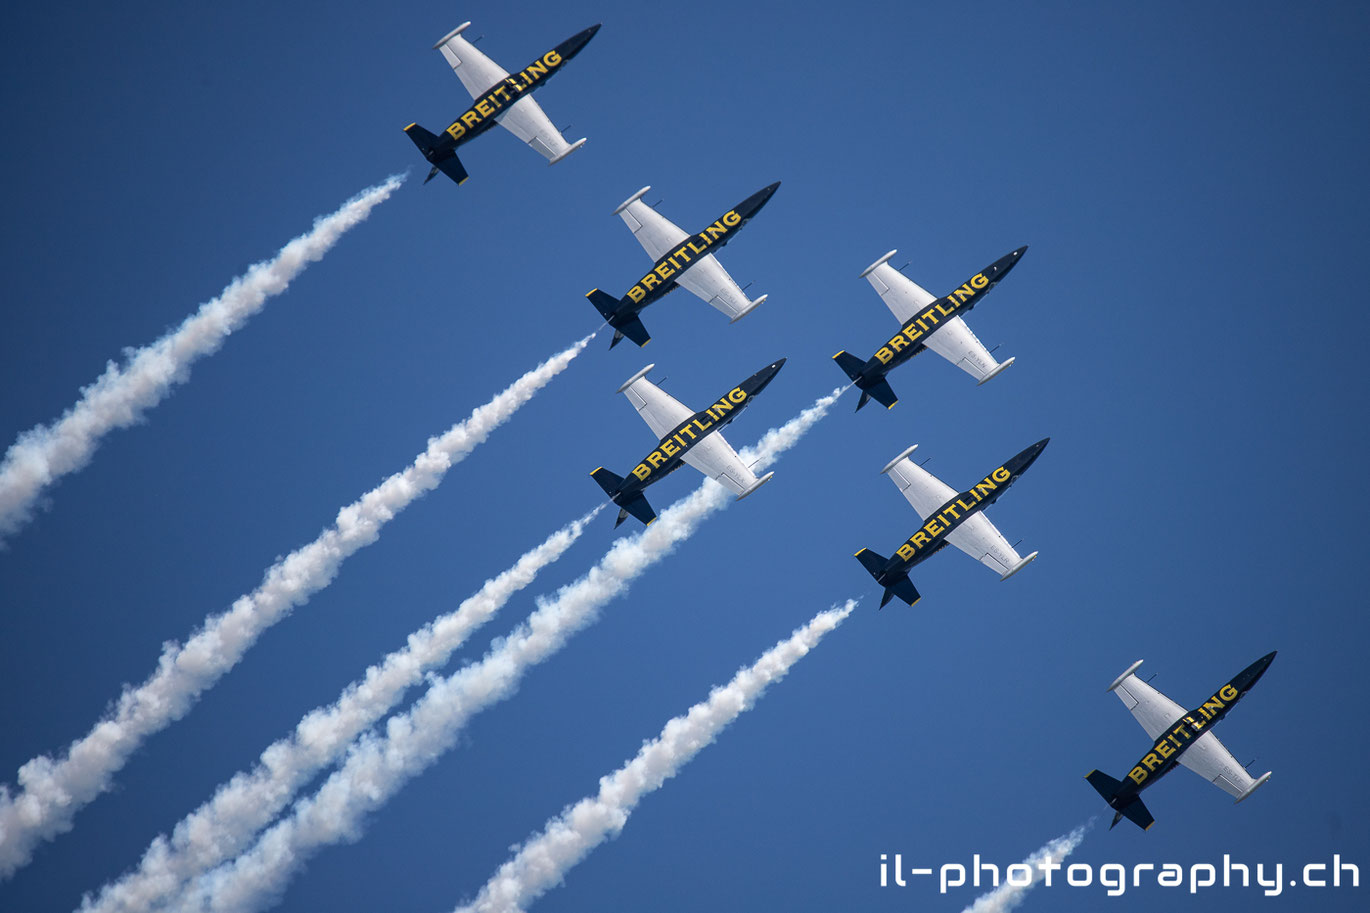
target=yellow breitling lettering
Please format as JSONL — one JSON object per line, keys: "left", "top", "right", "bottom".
{"left": 728, "top": 388, "right": 748, "bottom": 404}
{"left": 641, "top": 273, "right": 660, "bottom": 291}
{"left": 889, "top": 335, "right": 908, "bottom": 353}
{"left": 992, "top": 467, "right": 1011, "bottom": 483}
{"left": 974, "top": 478, "right": 998, "bottom": 498}
{"left": 544, "top": 50, "right": 562, "bottom": 66}
{"left": 956, "top": 498, "right": 978, "bottom": 513}
{"left": 660, "top": 439, "right": 679, "bottom": 457}
{"left": 655, "top": 263, "right": 674, "bottom": 280}
{"left": 475, "top": 99, "right": 495, "bottom": 117}
{"left": 896, "top": 543, "right": 916, "bottom": 561}
{"left": 875, "top": 346, "right": 895, "bottom": 365}
{"left": 1156, "top": 741, "right": 1174, "bottom": 759}
{"left": 688, "top": 239, "right": 709, "bottom": 255}
{"left": 1219, "top": 684, "right": 1239, "bottom": 701}
{"left": 704, "top": 221, "right": 727, "bottom": 241}
{"left": 921, "top": 308, "right": 941, "bottom": 327}
{"left": 632, "top": 464, "right": 651, "bottom": 481}
{"left": 1141, "top": 752, "right": 1162, "bottom": 772}
{"left": 936, "top": 302, "right": 957, "bottom": 318}
{"left": 461, "top": 111, "right": 480, "bottom": 129}
{"left": 953, "top": 284, "right": 974, "bottom": 302}
{"left": 971, "top": 273, "right": 989, "bottom": 289}
{"left": 722, "top": 210, "right": 742, "bottom": 227}
{"left": 1202, "top": 698, "right": 1225, "bottom": 716}
{"left": 1128, "top": 767, "right": 1148, "bottom": 785}
{"left": 712, "top": 398, "right": 735, "bottom": 417}
{"left": 647, "top": 451, "right": 667, "bottom": 469}
{"left": 693, "top": 417, "right": 712, "bottom": 434}
{"left": 627, "top": 286, "right": 646, "bottom": 303}
{"left": 924, "top": 518, "right": 943, "bottom": 537}
{"left": 678, "top": 424, "right": 698, "bottom": 441}
{"left": 911, "top": 531, "right": 931, "bottom": 547}
{"left": 446, "top": 122, "right": 466, "bottom": 140}
{"left": 527, "top": 59, "right": 550, "bottom": 78}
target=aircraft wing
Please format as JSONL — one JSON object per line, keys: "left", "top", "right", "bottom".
{"left": 617, "top": 189, "right": 690, "bottom": 261}
{"left": 1112, "top": 671, "right": 1186, "bottom": 741}
{"left": 673, "top": 256, "right": 759, "bottom": 321}
{"left": 944, "top": 512, "right": 1027, "bottom": 576}
{"left": 921, "top": 315, "right": 1003, "bottom": 383}
{"left": 864, "top": 255, "right": 937, "bottom": 324}
{"left": 435, "top": 25, "right": 582, "bottom": 163}
{"left": 680, "top": 431, "right": 761, "bottom": 497}
{"left": 884, "top": 452, "right": 956, "bottom": 519}
{"left": 1178, "top": 731, "right": 1261, "bottom": 800}
{"left": 619, "top": 370, "right": 693, "bottom": 441}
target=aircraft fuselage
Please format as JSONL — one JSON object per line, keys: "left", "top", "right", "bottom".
{"left": 609, "top": 360, "right": 785, "bottom": 500}
{"left": 607, "top": 183, "right": 781, "bottom": 323}
{"left": 855, "top": 247, "right": 1026, "bottom": 383}
{"left": 1104, "top": 653, "right": 1276, "bottom": 812}
{"left": 874, "top": 438, "right": 1048, "bottom": 587}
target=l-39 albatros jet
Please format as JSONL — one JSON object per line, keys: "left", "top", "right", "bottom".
{"left": 586, "top": 183, "right": 780, "bottom": 348}
{"left": 833, "top": 247, "right": 1027, "bottom": 410}
{"left": 854, "top": 439, "right": 1048, "bottom": 607}
{"left": 1086, "top": 653, "right": 1276, "bottom": 831}
{"left": 404, "top": 22, "right": 600, "bottom": 185}
{"left": 591, "top": 360, "right": 786, "bottom": 527}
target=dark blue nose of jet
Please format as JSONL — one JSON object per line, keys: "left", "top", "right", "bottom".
{"left": 735, "top": 182, "right": 782, "bottom": 220}
{"left": 1006, "top": 437, "right": 1050, "bottom": 475}
{"left": 989, "top": 246, "right": 1029, "bottom": 280}
{"left": 746, "top": 357, "right": 787, "bottom": 396}
{"left": 559, "top": 23, "right": 602, "bottom": 59}
{"left": 1233, "top": 651, "right": 1277, "bottom": 692}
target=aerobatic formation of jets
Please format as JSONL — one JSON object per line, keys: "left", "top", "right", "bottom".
{"left": 397, "top": 17, "right": 1279, "bottom": 835}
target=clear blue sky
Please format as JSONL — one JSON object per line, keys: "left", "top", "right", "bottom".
{"left": 2, "top": 2, "right": 1367, "bottom": 911}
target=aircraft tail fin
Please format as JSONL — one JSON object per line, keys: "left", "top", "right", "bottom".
{"left": 404, "top": 124, "right": 469, "bottom": 185}
{"left": 1086, "top": 770, "right": 1155, "bottom": 831}
{"left": 586, "top": 288, "right": 620, "bottom": 321}
{"left": 854, "top": 548, "right": 921, "bottom": 608}
{"left": 832, "top": 353, "right": 897, "bottom": 411}
{"left": 590, "top": 468, "right": 656, "bottom": 528}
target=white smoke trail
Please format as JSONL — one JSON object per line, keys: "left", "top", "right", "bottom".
{"left": 961, "top": 823, "right": 1092, "bottom": 913}
{"left": 458, "top": 599, "right": 858, "bottom": 913}
{"left": 0, "top": 336, "right": 591, "bottom": 879}
{"left": 174, "top": 387, "right": 844, "bottom": 913}
{"left": 78, "top": 508, "right": 600, "bottom": 913}
{"left": 0, "top": 176, "right": 405, "bottom": 545}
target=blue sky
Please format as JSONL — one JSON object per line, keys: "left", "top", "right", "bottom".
{"left": 2, "top": 2, "right": 1368, "bottom": 911}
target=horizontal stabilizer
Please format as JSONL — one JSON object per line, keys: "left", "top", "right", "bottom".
{"left": 586, "top": 288, "right": 620, "bottom": 321}
{"left": 1087, "top": 770, "right": 1154, "bottom": 830}
{"left": 548, "top": 137, "right": 587, "bottom": 165}
{"left": 880, "top": 575, "right": 921, "bottom": 609}
{"left": 615, "top": 491, "right": 657, "bottom": 528}
{"left": 831, "top": 350, "right": 866, "bottom": 383}
{"left": 1117, "top": 797, "right": 1155, "bottom": 831}
{"left": 860, "top": 376, "right": 899, "bottom": 411}
{"left": 610, "top": 313, "right": 651, "bottom": 349}
{"left": 735, "top": 471, "right": 774, "bottom": 501}
{"left": 976, "top": 356, "right": 1016, "bottom": 386}
{"left": 729, "top": 293, "right": 768, "bottom": 324}
{"left": 1107, "top": 661, "right": 1145, "bottom": 693}
{"left": 999, "top": 550, "right": 1039, "bottom": 581}
{"left": 1235, "top": 771, "right": 1272, "bottom": 804}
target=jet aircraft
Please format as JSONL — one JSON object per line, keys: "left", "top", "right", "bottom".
{"left": 586, "top": 183, "right": 780, "bottom": 348}
{"left": 855, "top": 439, "right": 1048, "bottom": 607}
{"left": 591, "top": 359, "right": 786, "bottom": 527}
{"left": 404, "top": 22, "right": 600, "bottom": 185}
{"left": 1086, "top": 653, "right": 1276, "bottom": 831}
{"left": 833, "top": 247, "right": 1028, "bottom": 410}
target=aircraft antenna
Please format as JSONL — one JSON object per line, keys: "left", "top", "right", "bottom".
{"left": 1145, "top": 673, "right": 1158, "bottom": 683}
{"left": 918, "top": 457, "right": 932, "bottom": 467}
{"left": 897, "top": 261, "right": 911, "bottom": 272}
{"left": 741, "top": 281, "right": 753, "bottom": 291}
{"left": 1243, "top": 757, "right": 1258, "bottom": 770}
{"left": 472, "top": 34, "right": 485, "bottom": 44}
{"left": 989, "top": 344, "right": 1002, "bottom": 354}
{"left": 649, "top": 198, "right": 664, "bottom": 208}
{"left": 560, "top": 122, "right": 574, "bottom": 133}
{"left": 1011, "top": 538, "right": 1024, "bottom": 549}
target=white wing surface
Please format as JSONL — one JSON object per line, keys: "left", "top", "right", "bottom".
{"left": 615, "top": 187, "right": 763, "bottom": 321}
{"left": 882, "top": 449, "right": 955, "bottom": 519}
{"left": 921, "top": 316, "right": 1002, "bottom": 383}
{"left": 1178, "top": 731, "right": 1261, "bottom": 800}
{"left": 1111, "top": 671, "right": 1187, "bottom": 741}
{"left": 681, "top": 433, "right": 761, "bottom": 497}
{"left": 944, "top": 513, "right": 1027, "bottom": 576}
{"left": 616, "top": 188, "right": 689, "bottom": 261}
{"left": 618, "top": 368, "right": 692, "bottom": 440}
{"left": 863, "top": 253, "right": 937, "bottom": 324}
{"left": 434, "top": 23, "right": 584, "bottom": 163}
